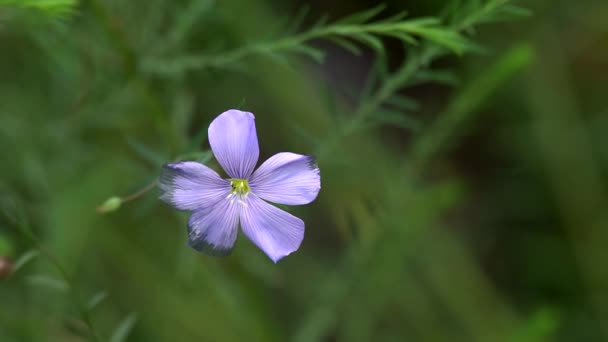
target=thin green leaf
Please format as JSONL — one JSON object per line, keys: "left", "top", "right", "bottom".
{"left": 321, "top": 81, "right": 338, "bottom": 119}
{"left": 0, "top": 0, "right": 77, "bottom": 18}
{"left": 126, "top": 137, "right": 167, "bottom": 167}
{"left": 196, "top": 151, "right": 213, "bottom": 164}
{"left": 312, "top": 13, "right": 329, "bottom": 29}
{"left": 262, "top": 51, "right": 292, "bottom": 67}
{"left": 360, "top": 57, "right": 388, "bottom": 101}
{"left": 384, "top": 11, "right": 409, "bottom": 23}
{"left": 352, "top": 33, "right": 384, "bottom": 55}
{"left": 440, "top": 0, "right": 462, "bottom": 22}
{"left": 174, "top": 150, "right": 212, "bottom": 163}
{"left": 385, "top": 96, "right": 420, "bottom": 111}
{"left": 185, "top": 124, "right": 210, "bottom": 153}
{"left": 110, "top": 313, "right": 138, "bottom": 342}
{"left": 381, "top": 31, "right": 417, "bottom": 45}
{"left": 484, "top": 5, "right": 533, "bottom": 22}
{"left": 285, "top": 4, "right": 310, "bottom": 34}
{"left": 327, "top": 36, "right": 362, "bottom": 55}
{"left": 409, "top": 27, "right": 472, "bottom": 54}
{"left": 410, "top": 69, "right": 460, "bottom": 86}
{"left": 87, "top": 291, "right": 109, "bottom": 312}
{"left": 26, "top": 275, "right": 68, "bottom": 292}
{"left": 63, "top": 318, "right": 90, "bottom": 339}
{"left": 291, "top": 45, "right": 326, "bottom": 63}
{"left": 399, "top": 17, "right": 442, "bottom": 27}
{"left": 371, "top": 111, "right": 423, "bottom": 131}
{"left": 166, "top": 0, "right": 214, "bottom": 48}
{"left": 502, "top": 5, "right": 533, "bottom": 18}
{"left": 336, "top": 4, "right": 386, "bottom": 25}
{"left": 290, "top": 124, "right": 319, "bottom": 148}
{"left": 12, "top": 250, "right": 39, "bottom": 273}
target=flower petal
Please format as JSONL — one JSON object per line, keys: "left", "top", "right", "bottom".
{"left": 208, "top": 109, "right": 259, "bottom": 178}
{"left": 240, "top": 195, "right": 304, "bottom": 263}
{"left": 188, "top": 199, "right": 240, "bottom": 256}
{"left": 250, "top": 153, "right": 320, "bottom": 205}
{"left": 159, "top": 161, "right": 230, "bottom": 211}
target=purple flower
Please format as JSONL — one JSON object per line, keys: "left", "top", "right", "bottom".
{"left": 159, "top": 109, "right": 321, "bottom": 262}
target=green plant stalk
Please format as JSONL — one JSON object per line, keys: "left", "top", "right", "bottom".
{"left": 142, "top": 18, "right": 462, "bottom": 74}
{"left": 14, "top": 215, "right": 103, "bottom": 342}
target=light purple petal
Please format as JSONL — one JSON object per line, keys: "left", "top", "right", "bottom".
{"left": 250, "top": 153, "right": 320, "bottom": 205}
{"left": 159, "top": 161, "right": 230, "bottom": 211}
{"left": 240, "top": 195, "right": 304, "bottom": 263}
{"left": 188, "top": 198, "right": 240, "bottom": 256}
{"left": 208, "top": 109, "right": 259, "bottom": 178}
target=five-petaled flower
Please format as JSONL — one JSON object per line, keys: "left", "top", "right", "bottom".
{"left": 159, "top": 109, "right": 321, "bottom": 262}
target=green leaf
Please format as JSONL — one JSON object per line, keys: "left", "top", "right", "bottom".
{"left": 352, "top": 33, "right": 384, "bottom": 55}
{"left": 291, "top": 45, "right": 325, "bottom": 63}
{"left": 384, "top": 11, "right": 409, "bottom": 23}
{"left": 87, "top": 291, "right": 109, "bottom": 312}
{"left": 312, "top": 13, "right": 329, "bottom": 29}
{"left": 175, "top": 150, "right": 212, "bottom": 164}
{"left": 290, "top": 124, "right": 319, "bottom": 148}
{"left": 260, "top": 50, "right": 292, "bottom": 67}
{"left": 63, "top": 318, "right": 90, "bottom": 339}
{"left": 409, "top": 27, "right": 471, "bottom": 54}
{"left": 184, "top": 123, "right": 211, "bottom": 153}
{"left": 26, "top": 275, "right": 68, "bottom": 292}
{"left": 12, "top": 250, "right": 39, "bottom": 273}
{"left": 126, "top": 137, "right": 167, "bottom": 167}
{"left": 0, "top": 0, "right": 77, "bottom": 18}
{"left": 492, "top": 5, "right": 533, "bottom": 22}
{"left": 336, "top": 4, "right": 386, "bottom": 25}
{"left": 385, "top": 96, "right": 420, "bottom": 111}
{"left": 327, "top": 36, "right": 362, "bottom": 55}
{"left": 410, "top": 69, "right": 460, "bottom": 86}
{"left": 371, "top": 111, "right": 423, "bottom": 131}
{"left": 285, "top": 5, "right": 310, "bottom": 34}
{"left": 400, "top": 17, "right": 441, "bottom": 27}
{"left": 381, "top": 31, "right": 417, "bottom": 45}
{"left": 360, "top": 57, "right": 388, "bottom": 101}
{"left": 166, "top": 0, "right": 214, "bottom": 49}
{"left": 110, "top": 313, "right": 138, "bottom": 342}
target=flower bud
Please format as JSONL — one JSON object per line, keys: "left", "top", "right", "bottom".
{"left": 96, "top": 196, "right": 122, "bottom": 214}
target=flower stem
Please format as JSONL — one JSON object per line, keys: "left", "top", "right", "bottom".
{"left": 120, "top": 180, "right": 158, "bottom": 203}
{"left": 13, "top": 207, "right": 103, "bottom": 342}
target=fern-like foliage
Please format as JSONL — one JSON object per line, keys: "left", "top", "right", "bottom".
{"left": 0, "top": 0, "right": 77, "bottom": 18}
{"left": 139, "top": 0, "right": 529, "bottom": 159}
{"left": 314, "top": 0, "right": 530, "bottom": 158}
{"left": 141, "top": 4, "right": 475, "bottom": 76}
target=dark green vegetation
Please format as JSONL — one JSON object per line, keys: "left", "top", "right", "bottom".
{"left": 1, "top": 0, "right": 607, "bottom": 341}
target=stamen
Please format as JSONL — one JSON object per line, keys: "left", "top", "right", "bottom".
{"left": 228, "top": 178, "right": 250, "bottom": 207}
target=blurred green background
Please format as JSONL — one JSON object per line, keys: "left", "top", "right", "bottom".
{"left": 1, "top": 0, "right": 607, "bottom": 341}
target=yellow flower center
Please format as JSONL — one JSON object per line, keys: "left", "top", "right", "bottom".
{"left": 227, "top": 179, "right": 250, "bottom": 207}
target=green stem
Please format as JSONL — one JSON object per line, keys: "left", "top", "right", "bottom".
{"left": 142, "top": 18, "right": 447, "bottom": 74}
{"left": 120, "top": 180, "right": 158, "bottom": 203}
{"left": 15, "top": 213, "right": 103, "bottom": 342}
